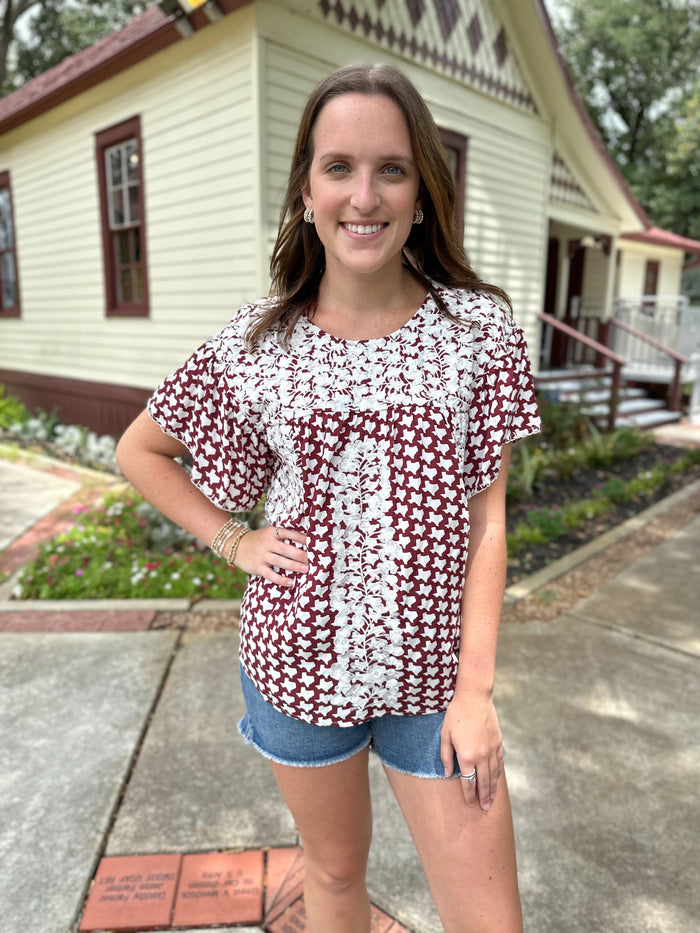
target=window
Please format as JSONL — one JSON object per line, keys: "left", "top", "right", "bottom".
{"left": 644, "top": 260, "right": 659, "bottom": 296}
{"left": 0, "top": 171, "right": 21, "bottom": 317}
{"left": 438, "top": 128, "right": 468, "bottom": 239}
{"left": 96, "top": 117, "right": 149, "bottom": 316}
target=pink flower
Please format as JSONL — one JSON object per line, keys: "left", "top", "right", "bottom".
{"left": 75, "top": 569, "right": 84, "bottom": 577}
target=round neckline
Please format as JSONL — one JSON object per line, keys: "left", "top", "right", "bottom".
{"left": 302, "top": 292, "right": 432, "bottom": 346}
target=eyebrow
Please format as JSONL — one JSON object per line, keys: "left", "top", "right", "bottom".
{"left": 318, "top": 151, "right": 415, "bottom": 165}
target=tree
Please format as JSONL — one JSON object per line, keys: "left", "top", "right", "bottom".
{"left": 551, "top": 0, "right": 700, "bottom": 238}
{"left": 1, "top": 0, "right": 147, "bottom": 96}
{"left": 0, "top": 0, "right": 43, "bottom": 93}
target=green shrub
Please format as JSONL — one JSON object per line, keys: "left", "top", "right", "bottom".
{"left": 0, "top": 385, "right": 28, "bottom": 430}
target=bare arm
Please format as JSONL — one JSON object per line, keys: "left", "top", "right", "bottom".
{"left": 116, "top": 410, "right": 308, "bottom": 586}
{"left": 440, "top": 443, "right": 511, "bottom": 810}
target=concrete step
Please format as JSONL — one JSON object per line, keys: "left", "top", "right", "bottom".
{"left": 584, "top": 397, "right": 665, "bottom": 418}
{"left": 614, "top": 408, "right": 684, "bottom": 429}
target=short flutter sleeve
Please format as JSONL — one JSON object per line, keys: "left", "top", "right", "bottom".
{"left": 147, "top": 327, "right": 270, "bottom": 514}
{"left": 463, "top": 310, "right": 541, "bottom": 497}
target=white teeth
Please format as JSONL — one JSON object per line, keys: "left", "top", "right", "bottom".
{"left": 345, "top": 223, "right": 383, "bottom": 234}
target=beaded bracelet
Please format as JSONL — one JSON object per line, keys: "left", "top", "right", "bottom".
{"left": 211, "top": 518, "right": 244, "bottom": 559}
{"left": 226, "top": 526, "right": 251, "bottom": 568}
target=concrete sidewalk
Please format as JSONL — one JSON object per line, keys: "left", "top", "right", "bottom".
{"left": 0, "top": 453, "right": 698, "bottom": 933}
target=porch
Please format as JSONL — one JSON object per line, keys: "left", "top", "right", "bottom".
{"left": 536, "top": 296, "right": 700, "bottom": 430}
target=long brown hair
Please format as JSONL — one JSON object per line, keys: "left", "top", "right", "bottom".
{"left": 246, "top": 63, "right": 510, "bottom": 348}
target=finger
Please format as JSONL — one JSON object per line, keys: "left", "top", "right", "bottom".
{"left": 273, "top": 526, "right": 307, "bottom": 545}
{"left": 268, "top": 554, "right": 309, "bottom": 574}
{"left": 440, "top": 733, "right": 455, "bottom": 778}
{"left": 260, "top": 567, "right": 296, "bottom": 588}
{"left": 458, "top": 764, "right": 478, "bottom": 807}
{"left": 276, "top": 543, "right": 310, "bottom": 568}
{"left": 478, "top": 762, "right": 493, "bottom": 812}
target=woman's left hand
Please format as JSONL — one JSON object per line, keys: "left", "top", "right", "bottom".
{"left": 440, "top": 692, "right": 504, "bottom": 811}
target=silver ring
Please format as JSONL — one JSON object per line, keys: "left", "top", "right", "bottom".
{"left": 460, "top": 769, "right": 477, "bottom": 784}
{"left": 275, "top": 526, "right": 281, "bottom": 539}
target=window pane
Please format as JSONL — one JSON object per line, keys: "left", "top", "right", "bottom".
{"left": 108, "top": 147, "right": 122, "bottom": 187}
{"left": 126, "top": 142, "right": 139, "bottom": 182}
{"left": 116, "top": 230, "right": 131, "bottom": 264}
{"left": 118, "top": 267, "right": 133, "bottom": 304}
{"left": 133, "top": 227, "right": 141, "bottom": 262}
{"left": 0, "top": 190, "right": 13, "bottom": 251}
{"left": 128, "top": 185, "right": 140, "bottom": 223}
{"left": 109, "top": 189, "right": 125, "bottom": 228}
{"left": 1, "top": 252, "right": 17, "bottom": 308}
{"left": 133, "top": 265, "right": 144, "bottom": 302}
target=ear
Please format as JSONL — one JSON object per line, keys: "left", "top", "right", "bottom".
{"left": 301, "top": 178, "right": 312, "bottom": 209}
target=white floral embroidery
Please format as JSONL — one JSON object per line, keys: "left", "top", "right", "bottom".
{"left": 327, "top": 436, "right": 402, "bottom": 714}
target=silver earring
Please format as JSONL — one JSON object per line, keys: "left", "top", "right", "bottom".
{"left": 304, "top": 207, "right": 315, "bottom": 224}
{"left": 413, "top": 209, "right": 424, "bottom": 225}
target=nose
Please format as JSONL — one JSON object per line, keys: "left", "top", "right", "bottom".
{"left": 349, "top": 170, "right": 381, "bottom": 214}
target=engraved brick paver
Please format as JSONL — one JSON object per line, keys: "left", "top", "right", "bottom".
{"left": 80, "top": 849, "right": 410, "bottom": 932}
{"left": 172, "top": 850, "right": 264, "bottom": 927}
{"left": 264, "top": 847, "right": 305, "bottom": 923}
{"left": 79, "top": 853, "right": 181, "bottom": 931}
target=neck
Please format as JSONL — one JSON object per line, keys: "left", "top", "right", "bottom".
{"left": 317, "top": 263, "right": 421, "bottom": 318}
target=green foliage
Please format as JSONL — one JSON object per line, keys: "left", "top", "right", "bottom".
{"left": 14, "top": 487, "right": 249, "bottom": 600}
{"left": 0, "top": 385, "right": 28, "bottom": 429}
{"left": 3, "top": 0, "right": 148, "bottom": 95}
{"left": 552, "top": 0, "right": 700, "bottom": 238}
{"left": 536, "top": 395, "right": 592, "bottom": 447}
{"left": 507, "top": 449, "right": 699, "bottom": 556}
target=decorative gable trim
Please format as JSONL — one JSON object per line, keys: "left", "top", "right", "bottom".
{"left": 300, "top": 0, "right": 538, "bottom": 114}
{"left": 550, "top": 152, "right": 597, "bottom": 214}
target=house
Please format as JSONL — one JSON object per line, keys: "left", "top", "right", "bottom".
{"left": 0, "top": 0, "right": 698, "bottom": 436}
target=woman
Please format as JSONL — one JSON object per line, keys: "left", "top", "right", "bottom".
{"left": 117, "top": 63, "right": 540, "bottom": 933}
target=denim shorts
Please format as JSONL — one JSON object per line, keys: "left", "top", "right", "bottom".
{"left": 237, "top": 665, "right": 459, "bottom": 779}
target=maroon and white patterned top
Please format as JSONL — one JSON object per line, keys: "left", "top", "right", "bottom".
{"left": 148, "top": 286, "right": 541, "bottom": 726}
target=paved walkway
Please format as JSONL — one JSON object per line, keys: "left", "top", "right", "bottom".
{"left": 0, "top": 446, "right": 699, "bottom": 933}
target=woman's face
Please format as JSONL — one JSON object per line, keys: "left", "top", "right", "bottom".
{"left": 301, "top": 93, "right": 422, "bottom": 284}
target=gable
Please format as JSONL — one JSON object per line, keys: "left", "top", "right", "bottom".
{"left": 278, "top": 0, "right": 538, "bottom": 114}
{"left": 550, "top": 151, "right": 597, "bottom": 214}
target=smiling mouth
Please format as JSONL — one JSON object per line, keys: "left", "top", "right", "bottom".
{"left": 343, "top": 222, "right": 386, "bottom": 235}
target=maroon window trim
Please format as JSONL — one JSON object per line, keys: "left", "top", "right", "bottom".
{"left": 0, "top": 170, "right": 21, "bottom": 318}
{"left": 438, "top": 128, "right": 468, "bottom": 239}
{"left": 95, "top": 116, "right": 149, "bottom": 317}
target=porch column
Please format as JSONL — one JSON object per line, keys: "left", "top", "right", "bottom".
{"left": 555, "top": 238, "right": 570, "bottom": 320}
{"left": 601, "top": 237, "right": 618, "bottom": 321}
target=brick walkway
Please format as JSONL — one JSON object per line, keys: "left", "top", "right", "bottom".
{"left": 80, "top": 847, "right": 410, "bottom": 932}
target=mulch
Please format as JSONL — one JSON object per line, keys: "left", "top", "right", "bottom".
{"left": 504, "top": 442, "right": 700, "bottom": 585}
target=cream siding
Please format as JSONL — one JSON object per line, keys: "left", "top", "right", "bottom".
{"left": 0, "top": 7, "right": 260, "bottom": 389}
{"left": 617, "top": 242, "right": 684, "bottom": 299}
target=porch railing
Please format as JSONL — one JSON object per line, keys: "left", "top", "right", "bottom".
{"left": 537, "top": 312, "right": 626, "bottom": 431}
{"left": 610, "top": 318, "right": 690, "bottom": 412}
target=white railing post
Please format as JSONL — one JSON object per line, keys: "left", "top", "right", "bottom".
{"left": 689, "top": 353, "right": 700, "bottom": 425}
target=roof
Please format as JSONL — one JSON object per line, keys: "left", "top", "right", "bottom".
{"left": 0, "top": 6, "right": 174, "bottom": 134}
{"left": 621, "top": 226, "right": 700, "bottom": 256}
{"left": 0, "top": 0, "right": 249, "bottom": 136}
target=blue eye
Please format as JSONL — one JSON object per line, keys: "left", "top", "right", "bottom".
{"left": 384, "top": 165, "right": 404, "bottom": 176}
{"left": 329, "top": 164, "right": 349, "bottom": 174}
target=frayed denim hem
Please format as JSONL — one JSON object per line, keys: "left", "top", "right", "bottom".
{"left": 372, "top": 748, "right": 460, "bottom": 780}
{"left": 237, "top": 714, "right": 371, "bottom": 769}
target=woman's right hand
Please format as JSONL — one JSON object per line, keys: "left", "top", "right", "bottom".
{"left": 231, "top": 526, "right": 309, "bottom": 587}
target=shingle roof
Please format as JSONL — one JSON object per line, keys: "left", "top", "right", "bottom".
{"left": 0, "top": 5, "right": 173, "bottom": 134}
{"left": 621, "top": 226, "right": 700, "bottom": 256}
